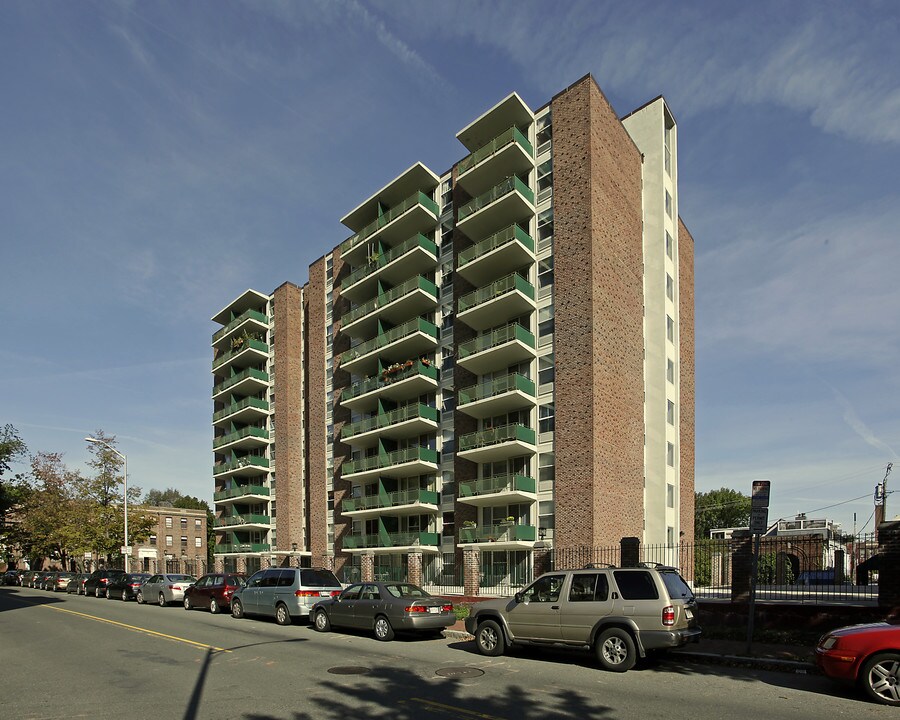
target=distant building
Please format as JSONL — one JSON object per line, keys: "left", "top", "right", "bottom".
{"left": 126, "top": 505, "right": 208, "bottom": 576}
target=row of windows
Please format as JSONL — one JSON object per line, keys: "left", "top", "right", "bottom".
{"left": 164, "top": 517, "right": 203, "bottom": 529}
{"left": 148, "top": 535, "right": 203, "bottom": 548}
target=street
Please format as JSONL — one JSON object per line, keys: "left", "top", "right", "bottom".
{"left": 0, "top": 586, "right": 891, "bottom": 720}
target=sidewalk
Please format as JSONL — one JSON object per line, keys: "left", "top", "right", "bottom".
{"left": 443, "top": 621, "right": 818, "bottom": 674}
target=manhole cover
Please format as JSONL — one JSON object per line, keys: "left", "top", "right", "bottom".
{"left": 327, "top": 666, "right": 371, "bottom": 675}
{"left": 435, "top": 667, "right": 485, "bottom": 679}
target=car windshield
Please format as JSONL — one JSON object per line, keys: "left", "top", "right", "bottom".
{"left": 299, "top": 569, "right": 341, "bottom": 587}
{"left": 660, "top": 571, "right": 694, "bottom": 601}
{"left": 384, "top": 583, "right": 430, "bottom": 599}
{"left": 167, "top": 575, "right": 195, "bottom": 583}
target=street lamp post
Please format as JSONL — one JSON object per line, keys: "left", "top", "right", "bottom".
{"left": 85, "top": 437, "right": 129, "bottom": 573}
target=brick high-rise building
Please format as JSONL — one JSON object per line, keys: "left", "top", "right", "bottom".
{"left": 210, "top": 74, "right": 695, "bottom": 587}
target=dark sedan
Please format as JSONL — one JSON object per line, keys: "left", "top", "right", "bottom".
{"left": 183, "top": 573, "right": 246, "bottom": 614}
{"left": 84, "top": 569, "right": 127, "bottom": 597}
{"left": 312, "top": 581, "right": 454, "bottom": 641}
{"left": 106, "top": 573, "right": 152, "bottom": 601}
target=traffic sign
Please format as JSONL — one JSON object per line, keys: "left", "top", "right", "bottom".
{"left": 751, "top": 480, "right": 770, "bottom": 508}
{"left": 750, "top": 507, "right": 769, "bottom": 534}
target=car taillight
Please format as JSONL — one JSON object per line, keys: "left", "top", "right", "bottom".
{"left": 662, "top": 605, "right": 675, "bottom": 626}
{"left": 330, "top": 590, "right": 341, "bottom": 598}
{"left": 405, "top": 605, "right": 428, "bottom": 613}
{"left": 441, "top": 604, "right": 453, "bottom": 613}
{"left": 129, "top": 584, "right": 141, "bottom": 588}
{"left": 100, "top": 578, "right": 109, "bottom": 585}
{"left": 295, "top": 590, "right": 320, "bottom": 597}
{"left": 167, "top": 585, "right": 176, "bottom": 589}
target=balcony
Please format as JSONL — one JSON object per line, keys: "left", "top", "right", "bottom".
{"left": 215, "top": 542, "right": 271, "bottom": 554}
{"left": 456, "top": 126, "right": 534, "bottom": 198}
{"left": 342, "top": 531, "right": 440, "bottom": 551}
{"left": 341, "top": 276, "right": 438, "bottom": 339}
{"left": 341, "top": 403, "right": 439, "bottom": 447}
{"left": 459, "top": 523, "right": 537, "bottom": 548}
{"left": 340, "top": 191, "right": 439, "bottom": 266}
{"left": 458, "top": 474, "right": 537, "bottom": 507}
{"left": 342, "top": 489, "right": 439, "bottom": 520}
{"left": 213, "top": 455, "right": 270, "bottom": 479}
{"left": 341, "top": 234, "right": 438, "bottom": 303}
{"left": 211, "top": 309, "right": 269, "bottom": 349}
{"left": 457, "top": 374, "right": 535, "bottom": 419}
{"left": 457, "top": 176, "right": 535, "bottom": 240}
{"left": 212, "top": 397, "right": 269, "bottom": 427}
{"left": 457, "top": 424, "right": 536, "bottom": 463}
{"left": 457, "top": 224, "right": 535, "bottom": 287}
{"left": 340, "top": 360, "right": 438, "bottom": 413}
{"left": 457, "top": 272, "right": 535, "bottom": 332}
{"left": 457, "top": 323, "right": 536, "bottom": 375}
{"left": 214, "top": 484, "right": 270, "bottom": 503}
{"left": 212, "top": 426, "right": 269, "bottom": 452}
{"left": 340, "top": 317, "right": 439, "bottom": 376}
{"left": 214, "top": 513, "right": 271, "bottom": 529}
{"left": 212, "top": 368, "right": 269, "bottom": 399}
{"left": 341, "top": 446, "right": 439, "bottom": 483}
{"left": 212, "top": 338, "right": 268, "bottom": 372}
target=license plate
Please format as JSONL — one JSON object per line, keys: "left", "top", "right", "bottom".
{"left": 428, "top": 607, "right": 440, "bottom": 614}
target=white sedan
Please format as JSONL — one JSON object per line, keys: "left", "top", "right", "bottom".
{"left": 136, "top": 574, "right": 196, "bottom": 607}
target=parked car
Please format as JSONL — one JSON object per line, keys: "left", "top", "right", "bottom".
{"left": 312, "top": 581, "right": 454, "bottom": 641}
{"left": 2, "top": 570, "right": 23, "bottom": 585}
{"left": 84, "top": 569, "right": 127, "bottom": 597}
{"left": 465, "top": 565, "right": 701, "bottom": 672}
{"left": 106, "top": 573, "right": 152, "bottom": 601}
{"left": 66, "top": 573, "right": 89, "bottom": 594}
{"left": 816, "top": 621, "right": 900, "bottom": 705}
{"left": 21, "top": 571, "right": 39, "bottom": 588}
{"left": 36, "top": 571, "right": 58, "bottom": 590}
{"left": 51, "top": 572, "right": 74, "bottom": 592}
{"left": 231, "top": 567, "right": 343, "bottom": 625}
{"left": 138, "top": 574, "right": 196, "bottom": 606}
{"left": 183, "top": 573, "right": 246, "bottom": 614}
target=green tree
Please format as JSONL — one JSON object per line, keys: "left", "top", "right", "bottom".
{"left": 0, "top": 424, "right": 29, "bottom": 564}
{"left": 695, "top": 487, "right": 752, "bottom": 539}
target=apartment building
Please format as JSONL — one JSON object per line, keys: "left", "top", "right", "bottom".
{"left": 211, "top": 74, "right": 695, "bottom": 588}
{"left": 126, "top": 505, "right": 208, "bottom": 575}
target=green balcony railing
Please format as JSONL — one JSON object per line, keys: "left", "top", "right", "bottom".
{"left": 212, "top": 309, "right": 269, "bottom": 344}
{"left": 342, "top": 446, "right": 439, "bottom": 476}
{"left": 458, "top": 374, "right": 535, "bottom": 406}
{"left": 212, "top": 338, "right": 269, "bottom": 370}
{"left": 342, "top": 488, "right": 439, "bottom": 512}
{"left": 216, "top": 542, "right": 271, "bottom": 554}
{"left": 458, "top": 176, "right": 534, "bottom": 223}
{"left": 214, "top": 513, "right": 271, "bottom": 528}
{"left": 214, "top": 484, "right": 270, "bottom": 502}
{"left": 343, "top": 234, "right": 437, "bottom": 290}
{"left": 343, "top": 276, "right": 438, "bottom": 326}
{"left": 341, "top": 403, "right": 438, "bottom": 439}
{"left": 213, "top": 397, "right": 269, "bottom": 423}
{"left": 458, "top": 424, "right": 536, "bottom": 453}
{"left": 457, "top": 126, "right": 534, "bottom": 176}
{"left": 343, "top": 531, "right": 440, "bottom": 549}
{"left": 212, "top": 426, "right": 269, "bottom": 450}
{"left": 212, "top": 368, "right": 269, "bottom": 397}
{"left": 459, "top": 272, "right": 534, "bottom": 314}
{"left": 459, "top": 474, "right": 536, "bottom": 498}
{"left": 458, "top": 224, "right": 534, "bottom": 269}
{"left": 341, "top": 191, "right": 439, "bottom": 255}
{"left": 342, "top": 317, "right": 438, "bottom": 363}
{"left": 213, "top": 455, "right": 270, "bottom": 475}
{"left": 459, "top": 524, "right": 537, "bottom": 543}
{"left": 458, "top": 323, "right": 535, "bottom": 359}
{"left": 341, "top": 360, "right": 438, "bottom": 402}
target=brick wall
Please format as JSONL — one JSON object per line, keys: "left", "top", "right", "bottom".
{"left": 678, "top": 218, "right": 696, "bottom": 544}
{"left": 306, "top": 259, "right": 330, "bottom": 567}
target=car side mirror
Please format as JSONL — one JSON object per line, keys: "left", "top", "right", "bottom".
{"left": 514, "top": 592, "right": 525, "bottom": 603}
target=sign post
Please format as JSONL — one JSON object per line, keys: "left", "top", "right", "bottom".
{"left": 747, "top": 480, "right": 771, "bottom": 654}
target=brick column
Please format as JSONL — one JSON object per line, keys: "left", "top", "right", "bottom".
{"left": 834, "top": 549, "right": 845, "bottom": 585}
{"left": 361, "top": 552, "right": 374, "bottom": 582}
{"left": 878, "top": 521, "right": 900, "bottom": 608}
{"left": 533, "top": 547, "right": 552, "bottom": 578}
{"left": 214, "top": 556, "right": 224, "bottom": 573}
{"left": 730, "top": 532, "right": 752, "bottom": 603}
{"left": 408, "top": 551, "right": 423, "bottom": 587}
{"left": 463, "top": 547, "right": 481, "bottom": 597}
{"left": 620, "top": 537, "right": 640, "bottom": 568}
{"left": 321, "top": 553, "right": 335, "bottom": 572}
{"left": 236, "top": 556, "right": 247, "bottom": 574}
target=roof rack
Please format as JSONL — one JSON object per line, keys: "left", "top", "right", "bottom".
{"left": 583, "top": 562, "right": 617, "bottom": 569}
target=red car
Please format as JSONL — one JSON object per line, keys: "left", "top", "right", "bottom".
{"left": 816, "top": 622, "right": 900, "bottom": 705}
{"left": 182, "top": 573, "right": 246, "bottom": 614}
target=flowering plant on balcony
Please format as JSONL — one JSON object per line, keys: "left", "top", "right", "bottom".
{"left": 462, "top": 520, "right": 476, "bottom": 529}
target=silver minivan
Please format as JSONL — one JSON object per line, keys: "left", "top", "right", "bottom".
{"left": 231, "top": 567, "right": 343, "bottom": 625}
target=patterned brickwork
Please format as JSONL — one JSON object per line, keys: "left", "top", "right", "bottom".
{"left": 552, "top": 76, "right": 645, "bottom": 550}
{"left": 678, "top": 218, "right": 696, "bottom": 544}
{"left": 306, "top": 259, "right": 330, "bottom": 568}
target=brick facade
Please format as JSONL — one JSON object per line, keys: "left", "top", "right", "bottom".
{"left": 678, "top": 218, "right": 696, "bottom": 544}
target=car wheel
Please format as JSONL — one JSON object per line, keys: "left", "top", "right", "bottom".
{"left": 105, "top": 588, "right": 111, "bottom": 599}
{"left": 596, "top": 628, "right": 636, "bottom": 672}
{"left": 122, "top": 590, "right": 128, "bottom": 602}
{"left": 158, "top": 593, "right": 167, "bottom": 607}
{"left": 95, "top": 587, "right": 103, "bottom": 598}
{"left": 861, "top": 652, "right": 900, "bottom": 706}
{"left": 475, "top": 619, "right": 505, "bottom": 657}
{"left": 209, "top": 598, "right": 219, "bottom": 614}
{"left": 374, "top": 615, "right": 394, "bottom": 642}
{"left": 136, "top": 591, "right": 144, "bottom": 604}
{"left": 314, "top": 609, "right": 331, "bottom": 632}
{"left": 184, "top": 596, "right": 192, "bottom": 610}
{"left": 275, "top": 603, "right": 291, "bottom": 626}
{"left": 231, "top": 599, "right": 244, "bottom": 619}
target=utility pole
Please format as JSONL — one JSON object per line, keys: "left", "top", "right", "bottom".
{"left": 875, "top": 463, "right": 893, "bottom": 539}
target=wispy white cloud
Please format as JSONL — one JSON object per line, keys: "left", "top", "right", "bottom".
{"left": 830, "top": 386, "right": 899, "bottom": 457}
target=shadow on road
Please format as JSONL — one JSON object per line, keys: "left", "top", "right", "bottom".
{"left": 0, "top": 587, "right": 65, "bottom": 613}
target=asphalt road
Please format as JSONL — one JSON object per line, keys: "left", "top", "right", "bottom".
{"left": 0, "top": 586, "right": 892, "bottom": 720}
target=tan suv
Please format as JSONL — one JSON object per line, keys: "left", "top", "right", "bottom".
{"left": 465, "top": 565, "right": 700, "bottom": 671}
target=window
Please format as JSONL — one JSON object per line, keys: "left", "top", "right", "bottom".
{"left": 536, "top": 159, "right": 553, "bottom": 202}
{"left": 181, "top": 517, "right": 187, "bottom": 529}
{"left": 666, "top": 231, "right": 673, "bottom": 259}
{"left": 666, "top": 273, "right": 674, "bottom": 301}
{"left": 664, "top": 124, "right": 673, "bottom": 177}
{"left": 442, "top": 512, "right": 455, "bottom": 538}
{"left": 165, "top": 517, "right": 173, "bottom": 528}
{"left": 667, "top": 315, "right": 675, "bottom": 343}
{"left": 522, "top": 573, "right": 565, "bottom": 603}
{"left": 538, "top": 500, "right": 555, "bottom": 533}
{"left": 665, "top": 190, "right": 672, "bottom": 218}
{"left": 539, "top": 403, "right": 555, "bottom": 435}
{"left": 538, "top": 257, "right": 554, "bottom": 297}
{"left": 195, "top": 537, "right": 202, "bottom": 548}
{"left": 667, "top": 359, "right": 675, "bottom": 384}
{"left": 166, "top": 535, "right": 173, "bottom": 547}
{"left": 667, "top": 526, "right": 675, "bottom": 547}
{"left": 538, "top": 354, "right": 555, "bottom": 393}
{"left": 667, "top": 483, "right": 675, "bottom": 509}
{"left": 195, "top": 518, "right": 202, "bottom": 527}
{"left": 538, "top": 305, "right": 554, "bottom": 347}
{"left": 667, "top": 400, "right": 675, "bottom": 425}
{"left": 538, "top": 453, "right": 555, "bottom": 492}
{"left": 568, "top": 573, "right": 609, "bottom": 602}
{"left": 537, "top": 209, "right": 554, "bottom": 248}
{"left": 149, "top": 534, "right": 157, "bottom": 546}
{"left": 613, "top": 570, "right": 659, "bottom": 600}
{"left": 181, "top": 536, "right": 188, "bottom": 547}
{"left": 667, "top": 442, "right": 675, "bottom": 467}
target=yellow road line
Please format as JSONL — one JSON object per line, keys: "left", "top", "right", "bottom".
{"left": 38, "top": 603, "right": 231, "bottom": 653}
{"left": 410, "top": 698, "right": 506, "bottom": 719}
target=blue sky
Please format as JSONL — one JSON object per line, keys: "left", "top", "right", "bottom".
{"left": 2, "top": 0, "right": 898, "bottom": 536}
